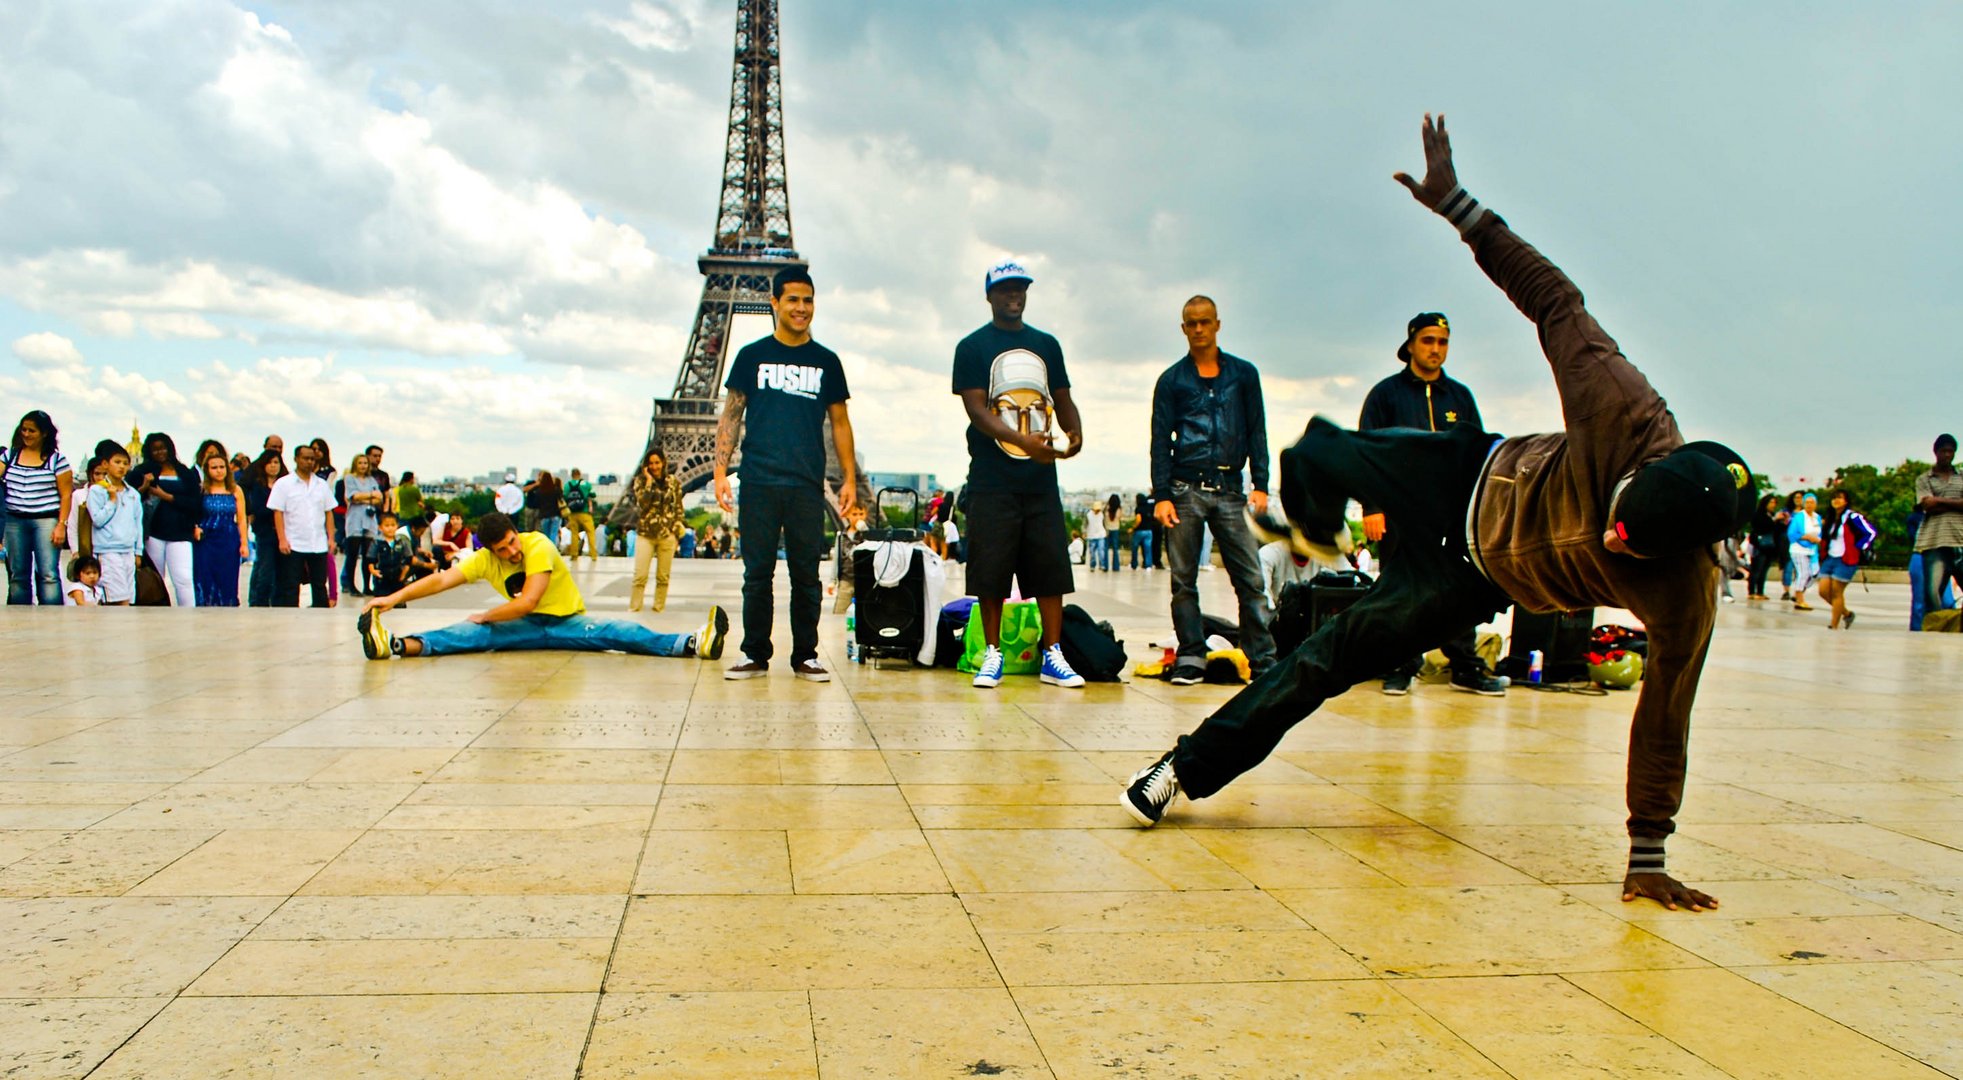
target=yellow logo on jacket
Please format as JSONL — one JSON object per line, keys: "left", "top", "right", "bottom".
{"left": 1444, "top": 411, "right": 1458, "bottom": 424}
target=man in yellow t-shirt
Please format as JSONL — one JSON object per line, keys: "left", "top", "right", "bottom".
{"left": 355, "top": 512, "right": 725, "bottom": 661}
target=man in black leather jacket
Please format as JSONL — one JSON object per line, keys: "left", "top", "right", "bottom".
{"left": 1149, "top": 296, "right": 1277, "bottom": 682}
{"left": 1358, "top": 312, "right": 1506, "bottom": 697}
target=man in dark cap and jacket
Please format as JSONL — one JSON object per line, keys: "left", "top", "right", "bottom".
{"left": 1358, "top": 310, "right": 1506, "bottom": 697}
{"left": 1122, "top": 114, "right": 1755, "bottom": 914}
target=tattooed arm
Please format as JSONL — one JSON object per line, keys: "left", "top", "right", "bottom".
{"left": 713, "top": 390, "right": 746, "bottom": 513}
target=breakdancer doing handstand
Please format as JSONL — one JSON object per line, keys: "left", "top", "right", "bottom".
{"left": 1121, "top": 114, "right": 1755, "bottom": 913}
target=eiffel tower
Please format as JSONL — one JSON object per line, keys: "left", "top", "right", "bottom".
{"left": 641, "top": 0, "right": 804, "bottom": 493}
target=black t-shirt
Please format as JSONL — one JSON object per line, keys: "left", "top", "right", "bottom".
{"left": 952, "top": 322, "right": 1071, "bottom": 494}
{"left": 724, "top": 335, "right": 849, "bottom": 489}
{"left": 1133, "top": 492, "right": 1153, "bottom": 526}
{"left": 128, "top": 461, "right": 202, "bottom": 542}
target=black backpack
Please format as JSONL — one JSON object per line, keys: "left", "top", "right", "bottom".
{"left": 1058, "top": 603, "right": 1126, "bottom": 682}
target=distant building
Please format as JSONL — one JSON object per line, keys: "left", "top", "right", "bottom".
{"left": 866, "top": 472, "right": 940, "bottom": 496}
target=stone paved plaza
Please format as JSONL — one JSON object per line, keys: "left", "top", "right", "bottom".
{"left": 2, "top": 556, "right": 1960, "bottom": 1078}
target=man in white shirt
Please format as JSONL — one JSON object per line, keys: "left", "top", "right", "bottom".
{"left": 494, "top": 473, "right": 524, "bottom": 516}
{"left": 1258, "top": 539, "right": 1317, "bottom": 608}
{"left": 268, "top": 443, "right": 338, "bottom": 607}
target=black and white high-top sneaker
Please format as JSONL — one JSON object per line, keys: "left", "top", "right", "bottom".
{"left": 1121, "top": 750, "right": 1181, "bottom": 827}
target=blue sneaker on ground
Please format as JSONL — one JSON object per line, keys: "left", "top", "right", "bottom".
{"left": 1039, "top": 643, "right": 1086, "bottom": 688}
{"left": 972, "top": 644, "right": 1005, "bottom": 689}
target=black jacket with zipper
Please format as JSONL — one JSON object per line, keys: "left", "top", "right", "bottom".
{"left": 1150, "top": 351, "right": 1270, "bottom": 503}
{"left": 1357, "top": 366, "right": 1486, "bottom": 516}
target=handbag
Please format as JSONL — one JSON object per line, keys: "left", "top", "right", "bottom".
{"left": 957, "top": 600, "right": 1044, "bottom": 675}
{"left": 133, "top": 554, "right": 172, "bottom": 606}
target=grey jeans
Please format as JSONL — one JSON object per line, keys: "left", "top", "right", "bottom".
{"left": 1165, "top": 483, "right": 1276, "bottom": 669}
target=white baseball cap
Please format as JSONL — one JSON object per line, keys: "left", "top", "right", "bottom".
{"left": 984, "top": 260, "right": 1034, "bottom": 294}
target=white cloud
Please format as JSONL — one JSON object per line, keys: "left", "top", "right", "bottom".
{"left": 87, "top": 311, "right": 138, "bottom": 338}
{"left": 139, "top": 313, "right": 225, "bottom": 340}
{"left": 0, "top": 0, "right": 688, "bottom": 367}
{"left": 10, "top": 332, "right": 84, "bottom": 369}
{"left": 0, "top": 251, "right": 515, "bottom": 358}
{"left": 1, "top": 345, "right": 652, "bottom": 478}
{"left": 592, "top": 0, "right": 709, "bottom": 53}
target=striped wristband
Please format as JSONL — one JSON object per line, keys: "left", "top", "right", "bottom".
{"left": 1628, "top": 837, "right": 1667, "bottom": 876}
{"left": 1437, "top": 185, "right": 1488, "bottom": 235}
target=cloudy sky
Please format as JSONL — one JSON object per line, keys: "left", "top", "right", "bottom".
{"left": 1, "top": 0, "right": 1954, "bottom": 490}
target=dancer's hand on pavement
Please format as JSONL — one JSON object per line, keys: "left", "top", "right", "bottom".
{"left": 1393, "top": 113, "right": 1460, "bottom": 210}
{"left": 1363, "top": 513, "right": 1386, "bottom": 542}
{"left": 1154, "top": 500, "right": 1178, "bottom": 528}
{"left": 1622, "top": 872, "right": 1719, "bottom": 912}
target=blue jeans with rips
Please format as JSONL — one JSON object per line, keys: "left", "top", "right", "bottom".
{"left": 415, "top": 612, "right": 693, "bottom": 657}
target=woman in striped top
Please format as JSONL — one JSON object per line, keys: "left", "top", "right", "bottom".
{"left": 0, "top": 410, "right": 75, "bottom": 605}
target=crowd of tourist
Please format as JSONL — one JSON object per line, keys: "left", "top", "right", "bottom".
{"left": 0, "top": 420, "right": 579, "bottom": 607}
{"left": 0, "top": 406, "right": 798, "bottom": 609}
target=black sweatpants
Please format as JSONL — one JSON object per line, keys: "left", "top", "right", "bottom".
{"left": 1381, "top": 526, "right": 1490, "bottom": 680}
{"left": 1173, "top": 419, "right": 1512, "bottom": 798}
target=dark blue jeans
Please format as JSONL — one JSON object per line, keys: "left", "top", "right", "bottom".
{"left": 1131, "top": 527, "right": 1154, "bottom": 569}
{"left": 739, "top": 484, "right": 825, "bottom": 666}
{"left": 1165, "top": 484, "right": 1276, "bottom": 668}
{"left": 4, "top": 515, "right": 61, "bottom": 605}
{"left": 247, "top": 529, "right": 279, "bottom": 607}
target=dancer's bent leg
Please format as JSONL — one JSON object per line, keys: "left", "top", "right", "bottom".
{"left": 1171, "top": 565, "right": 1505, "bottom": 798}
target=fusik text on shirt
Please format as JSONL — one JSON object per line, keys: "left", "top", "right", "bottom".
{"left": 756, "top": 363, "right": 826, "bottom": 400}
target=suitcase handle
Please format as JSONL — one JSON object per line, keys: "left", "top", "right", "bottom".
{"left": 876, "top": 487, "right": 921, "bottom": 530}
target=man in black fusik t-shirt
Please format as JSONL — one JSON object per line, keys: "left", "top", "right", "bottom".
{"left": 715, "top": 266, "right": 858, "bottom": 683}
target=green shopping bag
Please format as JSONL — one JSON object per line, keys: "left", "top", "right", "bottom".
{"left": 957, "top": 600, "right": 1044, "bottom": 675}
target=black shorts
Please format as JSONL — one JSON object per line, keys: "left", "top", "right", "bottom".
{"left": 964, "top": 489, "right": 1074, "bottom": 599}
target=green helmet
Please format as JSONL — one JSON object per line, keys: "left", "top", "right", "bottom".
{"left": 1589, "top": 650, "right": 1644, "bottom": 689}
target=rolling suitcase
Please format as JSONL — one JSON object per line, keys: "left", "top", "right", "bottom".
{"left": 862, "top": 486, "right": 922, "bottom": 544}
{"left": 854, "top": 489, "right": 927, "bottom": 662}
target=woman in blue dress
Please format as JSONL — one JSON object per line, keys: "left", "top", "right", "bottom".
{"left": 192, "top": 454, "right": 249, "bottom": 606}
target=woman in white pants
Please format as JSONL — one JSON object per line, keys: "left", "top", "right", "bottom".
{"left": 129, "top": 432, "right": 201, "bottom": 606}
{"left": 1787, "top": 492, "right": 1822, "bottom": 612}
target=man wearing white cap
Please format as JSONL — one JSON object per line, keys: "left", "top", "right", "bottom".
{"left": 952, "top": 260, "right": 1088, "bottom": 690}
